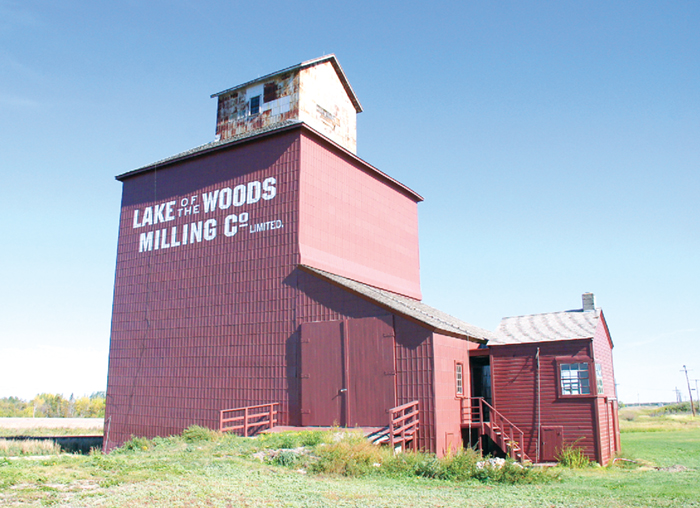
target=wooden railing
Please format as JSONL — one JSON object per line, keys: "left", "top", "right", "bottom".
{"left": 219, "top": 403, "right": 279, "bottom": 436}
{"left": 388, "top": 400, "right": 419, "bottom": 452}
{"left": 461, "top": 397, "right": 529, "bottom": 462}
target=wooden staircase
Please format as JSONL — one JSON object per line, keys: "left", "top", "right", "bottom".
{"left": 461, "top": 397, "right": 530, "bottom": 463}
{"left": 367, "top": 400, "right": 420, "bottom": 452}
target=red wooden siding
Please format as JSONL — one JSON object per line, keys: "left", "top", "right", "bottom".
{"left": 432, "top": 333, "right": 472, "bottom": 456}
{"left": 394, "top": 316, "right": 437, "bottom": 453}
{"left": 489, "top": 340, "right": 601, "bottom": 463}
{"left": 295, "top": 271, "right": 438, "bottom": 453}
{"left": 106, "top": 131, "right": 301, "bottom": 450}
{"left": 591, "top": 313, "right": 620, "bottom": 464}
{"left": 298, "top": 131, "right": 422, "bottom": 299}
{"left": 592, "top": 314, "right": 616, "bottom": 398}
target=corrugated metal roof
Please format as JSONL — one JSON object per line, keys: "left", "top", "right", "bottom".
{"left": 494, "top": 309, "right": 600, "bottom": 345}
{"left": 300, "top": 265, "right": 494, "bottom": 343}
{"left": 210, "top": 54, "right": 363, "bottom": 113}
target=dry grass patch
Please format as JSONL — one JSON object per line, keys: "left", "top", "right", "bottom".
{"left": 0, "top": 439, "right": 61, "bottom": 457}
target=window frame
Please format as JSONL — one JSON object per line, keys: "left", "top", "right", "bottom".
{"left": 249, "top": 95, "right": 261, "bottom": 116}
{"left": 455, "top": 361, "right": 464, "bottom": 397}
{"left": 595, "top": 363, "right": 604, "bottom": 395}
{"left": 556, "top": 357, "right": 595, "bottom": 398}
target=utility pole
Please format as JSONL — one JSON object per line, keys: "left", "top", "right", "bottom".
{"left": 682, "top": 366, "right": 696, "bottom": 417}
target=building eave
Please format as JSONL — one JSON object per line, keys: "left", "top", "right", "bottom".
{"left": 115, "top": 122, "right": 423, "bottom": 202}
{"left": 210, "top": 54, "right": 363, "bottom": 113}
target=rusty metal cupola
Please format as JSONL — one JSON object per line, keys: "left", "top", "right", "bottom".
{"left": 211, "top": 55, "right": 362, "bottom": 154}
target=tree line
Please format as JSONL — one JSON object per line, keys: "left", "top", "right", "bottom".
{"left": 0, "top": 392, "right": 106, "bottom": 418}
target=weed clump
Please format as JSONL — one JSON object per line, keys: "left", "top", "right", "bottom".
{"left": 557, "top": 443, "right": 590, "bottom": 468}
{"left": 310, "top": 432, "right": 383, "bottom": 476}
{"left": 115, "top": 435, "right": 153, "bottom": 453}
{"left": 650, "top": 402, "right": 699, "bottom": 416}
{"left": 181, "top": 425, "right": 218, "bottom": 443}
{"left": 260, "top": 431, "right": 557, "bottom": 484}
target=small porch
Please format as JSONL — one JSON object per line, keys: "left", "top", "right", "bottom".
{"left": 460, "top": 397, "right": 531, "bottom": 463}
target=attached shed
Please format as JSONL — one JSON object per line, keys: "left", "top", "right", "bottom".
{"left": 472, "top": 293, "right": 621, "bottom": 465}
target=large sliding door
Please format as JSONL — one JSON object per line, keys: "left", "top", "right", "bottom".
{"left": 300, "top": 316, "right": 396, "bottom": 427}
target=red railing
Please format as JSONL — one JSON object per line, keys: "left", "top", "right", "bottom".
{"left": 219, "top": 403, "right": 279, "bottom": 436}
{"left": 388, "top": 400, "right": 419, "bottom": 452}
{"left": 461, "top": 397, "right": 529, "bottom": 462}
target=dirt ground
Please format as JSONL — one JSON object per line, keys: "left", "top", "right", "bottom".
{"left": 0, "top": 418, "right": 103, "bottom": 429}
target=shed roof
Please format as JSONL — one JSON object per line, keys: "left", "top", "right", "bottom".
{"left": 211, "top": 54, "right": 363, "bottom": 113}
{"left": 494, "top": 309, "right": 601, "bottom": 345}
{"left": 301, "top": 265, "right": 494, "bottom": 343}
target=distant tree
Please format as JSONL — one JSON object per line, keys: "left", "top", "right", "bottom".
{"left": 73, "top": 395, "right": 105, "bottom": 417}
{"left": 1, "top": 393, "right": 106, "bottom": 418}
{"left": 31, "top": 393, "right": 70, "bottom": 417}
{"left": 0, "top": 397, "right": 31, "bottom": 417}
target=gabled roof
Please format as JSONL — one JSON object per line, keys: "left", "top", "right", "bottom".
{"left": 300, "top": 265, "right": 494, "bottom": 343}
{"left": 115, "top": 123, "right": 423, "bottom": 202}
{"left": 210, "top": 54, "right": 363, "bottom": 113}
{"left": 494, "top": 309, "right": 601, "bottom": 345}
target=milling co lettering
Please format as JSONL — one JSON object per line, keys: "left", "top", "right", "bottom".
{"left": 138, "top": 213, "right": 251, "bottom": 252}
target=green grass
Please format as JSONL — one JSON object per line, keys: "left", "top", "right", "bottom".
{"left": 0, "top": 415, "right": 698, "bottom": 507}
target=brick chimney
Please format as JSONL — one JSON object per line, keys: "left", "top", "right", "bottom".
{"left": 582, "top": 292, "right": 596, "bottom": 312}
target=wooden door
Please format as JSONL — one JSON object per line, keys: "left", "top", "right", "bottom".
{"left": 300, "top": 316, "right": 396, "bottom": 427}
{"left": 346, "top": 316, "right": 396, "bottom": 426}
{"left": 300, "top": 321, "right": 345, "bottom": 426}
{"left": 541, "top": 426, "right": 564, "bottom": 462}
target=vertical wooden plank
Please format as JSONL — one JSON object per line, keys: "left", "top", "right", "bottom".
{"left": 300, "top": 321, "right": 344, "bottom": 426}
{"left": 346, "top": 316, "right": 396, "bottom": 427}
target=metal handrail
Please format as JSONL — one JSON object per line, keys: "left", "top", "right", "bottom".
{"left": 220, "top": 403, "right": 279, "bottom": 436}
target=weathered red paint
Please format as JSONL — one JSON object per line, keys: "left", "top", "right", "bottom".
{"left": 106, "top": 124, "right": 449, "bottom": 452}
{"left": 298, "top": 133, "right": 422, "bottom": 299}
{"left": 485, "top": 318, "right": 620, "bottom": 465}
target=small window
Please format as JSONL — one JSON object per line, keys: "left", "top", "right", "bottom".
{"left": 595, "top": 363, "right": 604, "bottom": 395}
{"left": 263, "top": 82, "right": 277, "bottom": 103}
{"left": 456, "top": 363, "right": 464, "bottom": 396}
{"left": 249, "top": 95, "right": 261, "bottom": 115}
{"left": 560, "top": 362, "right": 590, "bottom": 395}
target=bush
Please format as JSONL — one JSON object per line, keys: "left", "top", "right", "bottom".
{"left": 272, "top": 449, "right": 302, "bottom": 467}
{"left": 650, "top": 402, "right": 699, "bottom": 416}
{"left": 310, "top": 433, "right": 384, "bottom": 476}
{"left": 619, "top": 409, "right": 638, "bottom": 422}
{"left": 181, "top": 425, "right": 218, "bottom": 443}
{"left": 438, "top": 449, "right": 480, "bottom": 480}
{"left": 557, "top": 443, "right": 590, "bottom": 468}
{"left": 116, "top": 436, "right": 153, "bottom": 452}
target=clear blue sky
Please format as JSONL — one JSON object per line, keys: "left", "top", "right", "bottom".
{"left": 1, "top": 1, "right": 698, "bottom": 404}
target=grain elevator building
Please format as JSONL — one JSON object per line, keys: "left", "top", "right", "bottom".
{"left": 105, "top": 55, "right": 619, "bottom": 463}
